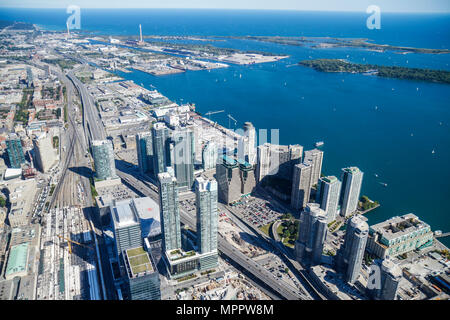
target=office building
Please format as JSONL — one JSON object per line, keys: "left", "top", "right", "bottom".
{"left": 202, "top": 141, "right": 217, "bottom": 171}
{"left": 304, "top": 149, "right": 324, "bottom": 187}
{"left": 316, "top": 176, "right": 341, "bottom": 223}
{"left": 216, "top": 155, "right": 241, "bottom": 204}
{"left": 33, "top": 132, "right": 58, "bottom": 173}
{"left": 110, "top": 199, "right": 143, "bottom": 260}
{"left": 336, "top": 215, "right": 369, "bottom": 284}
{"left": 295, "top": 203, "right": 328, "bottom": 267}
{"left": 92, "top": 139, "right": 117, "bottom": 180}
{"left": 368, "top": 258, "right": 402, "bottom": 300}
{"left": 5, "top": 135, "right": 25, "bottom": 168}
{"left": 123, "top": 246, "right": 161, "bottom": 300}
{"left": 238, "top": 159, "right": 256, "bottom": 196}
{"left": 152, "top": 122, "right": 170, "bottom": 177}
{"left": 158, "top": 169, "right": 181, "bottom": 252}
{"left": 339, "top": 167, "right": 364, "bottom": 218}
{"left": 195, "top": 177, "right": 219, "bottom": 270}
{"left": 366, "top": 213, "right": 433, "bottom": 259}
{"left": 136, "top": 131, "right": 153, "bottom": 175}
{"left": 291, "top": 163, "right": 312, "bottom": 210}
{"left": 169, "top": 126, "right": 195, "bottom": 190}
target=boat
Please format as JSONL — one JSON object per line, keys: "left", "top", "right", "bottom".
{"left": 315, "top": 141, "right": 324, "bottom": 147}
{"left": 374, "top": 174, "right": 378, "bottom": 178}
{"left": 432, "top": 149, "right": 435, "bottom": 154}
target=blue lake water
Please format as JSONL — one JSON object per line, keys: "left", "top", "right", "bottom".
{"left": 1, "top": 8, "right": 449, "bottom": 246}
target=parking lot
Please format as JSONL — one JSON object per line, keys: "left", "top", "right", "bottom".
{"left": 232, "top": 196, "right": 284, "bottom": 228}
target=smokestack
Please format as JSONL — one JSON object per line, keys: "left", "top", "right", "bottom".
{"left": 139, "top": 24, "right": 142, "bottom": 43}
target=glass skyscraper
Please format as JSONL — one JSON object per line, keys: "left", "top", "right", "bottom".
{"left": 92, "top": 139, "right": 117, "bottom": 180}
{"left": 158, "top": 169, "right": 181, "bottom": 252}
{"left": 339, "top": 167, "right": 364, "bottom": 218}
{"left": 136, "top": 131, "right": 153, "bottom": 175}
{"left": 316, "top": 175, "right": 342, "bottom": 223}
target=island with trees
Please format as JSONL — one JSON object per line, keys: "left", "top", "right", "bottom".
{"left": 299, "top": 59, "right": 450, "bottom": 84}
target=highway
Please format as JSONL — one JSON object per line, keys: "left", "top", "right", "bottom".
{"left": 52, "top": 56, "right": 316, "bottom": 300}
{"left": 114, "top": 163, "right": 309, "bottom": 300}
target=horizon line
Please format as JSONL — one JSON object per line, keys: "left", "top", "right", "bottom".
{"left": 0, "top": 6, "right": 449, "bottom": 14}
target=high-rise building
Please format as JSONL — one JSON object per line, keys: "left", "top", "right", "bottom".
{"left": 339, "top": 167, "right": 364, "bottom": 218}
{"left": 33, "top": 132, "right": 58, "bottom": 173}
{"left": 123, "top": 246, "right": 161, "bottom": 300}
{"left": 202, "top": 141, "right": 217, "bottom": 171}
{"left": 256, "top": 143, "right": 302, "bottom": 183}
{"left": 336, "top": 215, "right": 369, "bottom": 284}
{"left": 304, "top": 149, "right": 324, "bottom": 187}
{"left": 368, "top": 258, "right": 402, "bottom": 300}
{"left": 136, "top": 131, "right": 153, "bottom": 175}
{"left": 110, "top": 199, "right": 143, "bottom": 260}
{"left": 92, "top": 139, "right": 117, "bottom": 180}
{"left": 238, "top": 122, "right": 257, "bottom": 165}
{"left": 316, "top": 176, "right": 341, "bottom": 223}
{"left": 295, "top": 203, "right": 328, "bottom": 267}
{"left": 216, "top": 155, "right": 241, "bottom": 204}
{"left": 169, "top": 126, "right": 195, "bottom": 190}
{"left": 152, "top": 122, "right": 170, "bottom": 177}
{"left": 195, "top": 177, "right": 218, "bottom": 253}
{"left": 5, "top": 135, "right": 25, "bottom": 168}
{"left": 158, "top": 169, "right": 181, "bottom": 252}
{"left": 291, "top": 163, "right": 312, "bottom": 210}
{"left": 238, "top": 159, "right": 256, "bottom": 196}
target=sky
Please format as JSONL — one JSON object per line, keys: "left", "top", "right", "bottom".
{"left": 0, "top": 0, "right": 449, "bottom": 13}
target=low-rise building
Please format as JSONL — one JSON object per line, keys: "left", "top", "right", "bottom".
{"left": 366, "top": 213, "right": 434, "bottom": 259}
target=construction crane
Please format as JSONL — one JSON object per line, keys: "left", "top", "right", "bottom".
{"left": 204, "top": 109, "right": 224, "bottom": 120}
{"left": 57, "top": 234, "right": 94, "bottom": 255}
{"left": 227, "top": 114, "right": 237, "bottom": 129}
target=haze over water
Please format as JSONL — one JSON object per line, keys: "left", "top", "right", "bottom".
{"left": 2, "top": 8, "right": 449, "bottom": 246}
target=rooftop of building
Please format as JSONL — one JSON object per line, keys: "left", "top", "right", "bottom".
{"left": 342, "top": 166, "right": 361, "bottom": 174}
{"left": 5, "top": 242, "right": 29, "bottom": 277}
{"left": 133, "top": 197, "right": 160, "bottom": 221}
{"left": 111, "top": 199, "right": 139, "bottom": 228}
{"left": 369, "top": 213, "right": 431, "bottom": 240}
{"left": 125, "top": 246, "right": 154, "bottom": 277}
{"left": 320, "top": 175, "right": 338, "bottom": 183}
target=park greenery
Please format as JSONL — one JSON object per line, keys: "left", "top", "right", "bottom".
{"left": 359, "top": 195, "right": 380, "bottom": 211}
{"left": 277, "top": 218, "right": 299, "bottom": 247}
{"left": 299, "top": 59, "right": 450, "bottom": 84}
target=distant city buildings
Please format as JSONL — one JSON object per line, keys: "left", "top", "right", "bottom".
{"left": 304, "top": 148, "right": 323, "bottom": 187}
{"left": 295, "top": 203, "right": 328, "bottom": 267}
{"left": 366, "top": 213, "right": 434, "bottom": 259}
{"left": 92, "top": 139, "right": 117, "bottom": 181}
{"left": 336, "top": 215, "right": 369, "bottom": 284}
{"left": 316, "top": 175, "right": 341, "bottom": 223}
{"left": 136, "top": 131, "right": 153, "bottom": 175}
{"left": 291, "top": 163, "right": 312, "bottom": 210}
{"left": 5, "top": 135, "right": 25, "bottom": 168}
{"left": 339, "top": 167, "right": 364, "bottom": 218}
